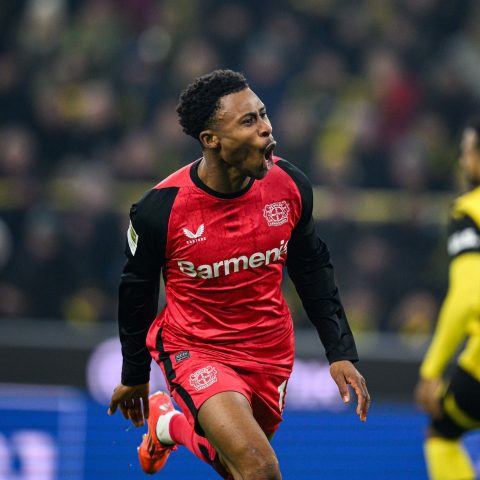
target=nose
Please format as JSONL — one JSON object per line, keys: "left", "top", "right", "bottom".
{"left": 259, "top": 117, "right": 272, "bottom": 137}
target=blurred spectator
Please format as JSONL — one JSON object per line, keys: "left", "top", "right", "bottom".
{"left": 0, "top": 0, "right": 477, "bottom": 334}
{"left": 388, "top": 291, "right": 439, "bottom": 344}
{"left": 3, "top": 208, "right": 73, "bottom": 319}
{"left": 343, "top": 286, "right": 381, "bottom": 334}
{"left": 0, "top": 219, "right": 13, "bottom": 270}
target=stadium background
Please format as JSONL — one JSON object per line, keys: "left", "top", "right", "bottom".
{"left": 1, "top": 0, "right": 480, "bottom": 478}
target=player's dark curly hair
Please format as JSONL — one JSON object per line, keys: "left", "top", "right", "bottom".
{"left": 176, "top": 69, "right": 249, "bottom": 141}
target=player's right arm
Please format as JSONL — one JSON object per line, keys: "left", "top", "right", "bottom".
{"left": 109, "top": 188, "right": 177, "bottom": 425}
{"left": 416, "top": 212, "right": 480, "bottom": 416}
{"left": 118, "top": 196, "right": 164, "bottom": 387}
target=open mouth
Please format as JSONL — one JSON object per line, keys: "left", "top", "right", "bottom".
{"left": 263, "top": 141, "right": 276, "bottom": 169}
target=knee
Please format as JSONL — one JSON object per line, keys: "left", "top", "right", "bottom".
{"left": 238, "top": 450, "right": 281, "bottom": 480}
{"left": 249, "top": 460, "right": 281, "bottom": 480}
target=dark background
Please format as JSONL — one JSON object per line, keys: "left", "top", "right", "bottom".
{"left": 2, "top": 1, "right": 480, "bottom": 477}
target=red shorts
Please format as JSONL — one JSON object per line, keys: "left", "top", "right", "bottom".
{"left": 155, "top": 350, "right": 290, "bottom": 438}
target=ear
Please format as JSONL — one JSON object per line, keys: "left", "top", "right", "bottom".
{"left": 199, "top": 130, "right": 220, "bottom": 150}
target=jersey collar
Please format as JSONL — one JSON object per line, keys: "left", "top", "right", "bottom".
{"left": 190, "top": 158, "right": 255, "bottom": 199}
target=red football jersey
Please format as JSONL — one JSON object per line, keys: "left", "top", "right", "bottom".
{"left": 149, "top": 157, "right": 300, "bottom": 375}
{"left": 119, "top": 157, "right": 358, "bottom": 385}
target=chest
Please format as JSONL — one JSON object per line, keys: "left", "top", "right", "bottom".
{"left": 165, "top": 184, "right": 300, "bottom": 267}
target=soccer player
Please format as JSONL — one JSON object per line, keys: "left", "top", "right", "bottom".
{"left": 415, "top": 119, "right": 480, "bottom": 480}
{"left": 108, "top": 69, "right": 370, "bottom": 479}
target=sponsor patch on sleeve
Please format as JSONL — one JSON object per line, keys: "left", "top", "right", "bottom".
{"left": 127, "top": 221, "right": 139, "bottom": 255}
{"left": 447, "top": 227, "right": 480, "bottom": 256}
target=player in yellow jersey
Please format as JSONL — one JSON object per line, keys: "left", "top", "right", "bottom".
{"left": 415, "top": 119, "right": 480, "bottom": 480}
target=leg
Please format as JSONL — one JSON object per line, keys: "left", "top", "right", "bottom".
{"left": 424, "top": 367, "right": 480, "bottom": 480}
{"left": 424, "top": 427, "right": 474, "bottom": 480}
{"left": 139, "top": 391, "right": 231, "bottom": 478}
{"left": 168, "top": 412, "right": 232, "bottom": 478}
{"left": 152, "top": 350, "right": 287, "bottom": 478}
{"left": 198, "top": 391, "right": 281, "bottom": 480}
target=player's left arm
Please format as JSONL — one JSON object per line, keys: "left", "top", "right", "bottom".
{"left": 287, "top": 217, "right": 370, "bottom": 421}
{"left": 109, "top": 189, "right": 170, "bottom": 426}
{"left": 419, "top": 253, "right": 480, "bottom": 379}
{"left": 416, "top": 213, "right": 480, "bottom": 417}
{"left": 330, "top": 360, "right": 369, "bottom": 422}
{"left": 281, "top": 160, "right": 370, "bottom": 421}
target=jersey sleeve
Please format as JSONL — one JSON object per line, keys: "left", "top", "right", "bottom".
{"left": 278, "top": 160, "right": 359, "bottom": 364}
{"left": 420, "top": 211, "right": 480, "bottom": 379}
{"left": 118, "top": 187, "right": 178, "bottom": 385}
{"left": 447, "top": 213, "right": 480, "bottom": 259}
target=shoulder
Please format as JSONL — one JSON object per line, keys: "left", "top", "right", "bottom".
{"left": 271, "top": 156, "right": 313, "bottom": 224}
{"left": 451, "top": 187, "right": 480, "bottom": 227}
{"left": 132, "top": 161, "right": 198, "bottom": 222}
{"left": 154, "top": 161, "right": 196, "bottom": 189}
{"left": 447, "top": 187, "right": 480, "bottom": 257}
{"left": 135, "top": 186, "right": 179, "bottom": 209}
{"left": 273, "top": 157, "right": 312, "bottom": 203}
{"left": 274, "top": 157, "right": 311, "bottom": 189}
{"left": 131, "top": 187, "right": 179, "bottom": 233}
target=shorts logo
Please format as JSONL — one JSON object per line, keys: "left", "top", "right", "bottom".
{"left": 189, "top": 366, "right": 218, "bottom": 391}
{"left": 263, "top": 201, "right": 290, "bottom": 227}
{"left": 175, "top": 351, "right": 190, "bottom": 363}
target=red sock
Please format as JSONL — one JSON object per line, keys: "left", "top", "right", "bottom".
{"left": 169, "top": 413, "right": 216, "bottom": 465}
{"left": 169, "top": 413, "right": 231, "bottom": 478}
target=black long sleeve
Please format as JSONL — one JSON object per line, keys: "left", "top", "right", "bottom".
{"left": 278, "top": 160, "right": 358, "bottom": 364}
{"left": 118, "top": 187, "right": 178, "bottom": 385}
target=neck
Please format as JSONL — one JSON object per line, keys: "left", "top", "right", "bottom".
{"left": 197, "top": 153, "right": 251, "bottom": 194}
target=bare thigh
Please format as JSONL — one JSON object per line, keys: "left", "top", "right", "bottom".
{"left": 198, "top": 391, "right": 282, "bottom": 480}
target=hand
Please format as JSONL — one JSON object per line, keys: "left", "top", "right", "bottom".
{"left": 330, "top": 360, "right": 370, "bottom": 422}
{"left": 107, "top": 382, "right": 150, "bottom": 427}
{"left": 414, "top": 377, "right": 442, "bottom": 419}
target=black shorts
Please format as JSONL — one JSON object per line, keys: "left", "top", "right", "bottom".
{"left": 431, "top": 366, "right": 480, "bottom": 439}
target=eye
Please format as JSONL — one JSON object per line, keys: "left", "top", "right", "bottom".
{"left": 242, "top": 116, "right": 255, "bottom": 125}
{"left": 260, "top": 111, "right": 268, "bottom": 118}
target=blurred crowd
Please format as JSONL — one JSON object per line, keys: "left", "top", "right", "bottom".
{"left": 1, "top": 0, "right": 479, "bottom": 336}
